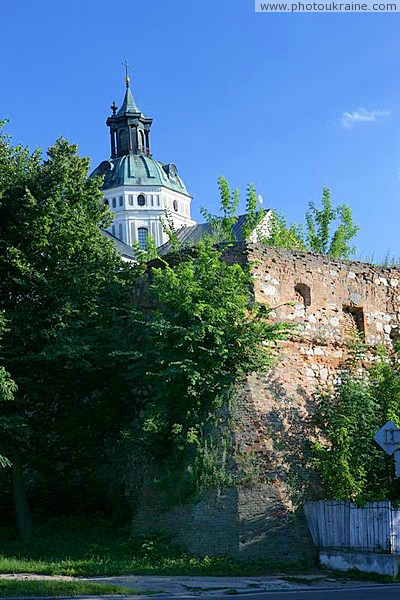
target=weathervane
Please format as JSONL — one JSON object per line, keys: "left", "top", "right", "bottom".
{"left": 122, "top": 59, "right": 131, "bottom": 87}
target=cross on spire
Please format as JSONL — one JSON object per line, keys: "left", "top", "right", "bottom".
{"left": 122, "top": 59, "right": 131, "bottom": 87}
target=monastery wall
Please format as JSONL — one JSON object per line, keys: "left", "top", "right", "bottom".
{"left": 224, "top": 244, "right": 400, "bottom": 560}
{"left": 134, "top": 245, "right": 400, "bottom": 562}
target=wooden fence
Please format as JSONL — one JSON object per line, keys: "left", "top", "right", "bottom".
{"left": 304, "top": 500, "right": 400, "bottom": 554}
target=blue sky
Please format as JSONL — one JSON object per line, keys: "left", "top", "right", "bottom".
{"left": 1, "top": 0, "right": 399, "bottom": 259}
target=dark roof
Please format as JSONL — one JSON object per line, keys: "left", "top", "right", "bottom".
{"left": 101, "top": 230, "right": 137, "bottom": 261}
{"left": 117, "top": 84, "right": 141, "bottom": 116}
{"left": 157, "top": 212, "right": 270, "bottom": 256}
{"left": 90, "top": 154, "right": 190, "bottom": 196}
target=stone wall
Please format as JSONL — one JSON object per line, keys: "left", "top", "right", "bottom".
{"left": 233, "top": 244, "right": 400, "bottom": 469}
{"left": 227, "top": 244, "right": 400, "bottom": 560}
{"left": 133, "top": 480, "right": 239, "bottom": 556}
{"left": 134, "top": 244, "right": 400, "bottom": 562}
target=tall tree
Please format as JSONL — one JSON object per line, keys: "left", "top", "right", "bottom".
{"left": 0, "top": 313, "right": 17, "bottom": 470}
{"left": 263, "top": 211, "right": 307, "bottom": 250}
{"left": 0, "top": 126, "right": 134, "bottom": 537}
{"left": 200, "top": 176, "right": 240, "bottom": 242}
{"left": 242, "top": 184, "right": 265, "bottom": 241}
{"left": 305, "top": 187, "right": 359, "bottom": 258}
{"left": 129, "top": 239, "right": 289, "bottom": 495}
{"left": 263, "top": 187, "right": 359, "bottom": 259}
{"left": 312, "top": 344, "right": 400, "bottom": 502}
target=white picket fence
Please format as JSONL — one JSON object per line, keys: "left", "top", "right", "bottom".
{"left": 304, "top": 500, "right": 400, "bottom": 554}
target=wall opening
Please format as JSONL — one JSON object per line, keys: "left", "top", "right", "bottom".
{"left": 119, "top": 129, "right": 129, "bottom": 153}
{"left": 138, "top": 227, "right": 149, "bottom": 250}
{"left": 294, "top": 283, "right": 311, "bottom": 307}
{"left": 139, "top": 130, "right": 145, "bottom": 152}
{"left": 342, "top": 306, "right": 365, "bottom": 337}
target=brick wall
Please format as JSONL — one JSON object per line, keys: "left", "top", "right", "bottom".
{"left": 134, "top": 244, "right": 400, "bottom": 562}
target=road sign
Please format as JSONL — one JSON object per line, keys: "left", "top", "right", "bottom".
{"left": 373, "top": 420, "right": 400, "bottom": 456}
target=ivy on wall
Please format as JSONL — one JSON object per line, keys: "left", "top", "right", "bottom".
{"left": 312, "top": 342, "right": 400, "bottom": 503}
{"left": 128, "top": 239, "right": 289, "bottom": 496}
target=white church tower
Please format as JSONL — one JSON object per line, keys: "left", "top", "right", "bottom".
{"left": 91, "top": 68, "right": 195, "bottom": 249}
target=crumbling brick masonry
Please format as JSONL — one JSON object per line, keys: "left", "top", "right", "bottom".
{"left": 135, "top": 244, "right": 400, "bottom": 562}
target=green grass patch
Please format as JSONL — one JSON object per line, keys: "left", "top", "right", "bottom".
{"left": 0, "top": 517, "right": 315, "bottom": 577}
{"left": 0, "top": 579, "right": 145, "bottom": 597}
{"left": 335, "top": 568, "right": 396, "bottom": 584}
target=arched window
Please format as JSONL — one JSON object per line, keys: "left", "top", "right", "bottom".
{"left": 139, "top": 130, "right": 145, "bottom": 151}
{"left": 112, "top": 198, "right": 116, "bottom": 208}
{"left": 342, "top": 306, "right": 365, "bottom": 337}
{"left": 137, "top": 194, "right": 146, "bottom": 207}
{"left": 137, "top": 227, "right": 148, "bottom": 250}
{"left": 119, "top": 129, "right": 129, "bottom": 152}
{"left": 119, "top": 196, "right": 123, "bottom": 207}
{"left": 173, "top": 199, "right": 179, "bottom": 212}
{"left": 104, "top": 199, "right": 109, "bottom": 206}
{"left": 294, "top": 283, "right": 311, "bottom": 307}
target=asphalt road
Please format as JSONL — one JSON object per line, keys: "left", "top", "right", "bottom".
{"left": 200, "top": 587, "right": 400, "bottom": 600}
{"left": 15, "top": 585, "right": 400, "bottom": 600}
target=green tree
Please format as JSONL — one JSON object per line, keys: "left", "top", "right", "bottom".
{"left": 200, "top": 176, "right": 239, "bottom": 243}
{"left": 0, "top": 125, "right": 134, "bottom": 538}
{"left": 0, "top": 314, "right": 17, "bottom": 470}
{"left": 200, "top": 178, "right": 358, "bottom": 259}
{"left": 312, "top": 344, "right": 400, "bottom": 502}
{"left": 129, "top": 239, "right": 289, "bottom": 495}
{"left": 242, "top": 184, "right": 265, "bottom": 241}
{"left": 263, "top": 188, "right": 359, "bottom": 259}
{"left": 263, "top": 211, "right": 307, "bottom": 250}
{"left": 306, "top": 187, "right": 359, "bottom": 258}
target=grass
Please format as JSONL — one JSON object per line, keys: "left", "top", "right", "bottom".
{"left": 0, "top": 554, "right": 314, "bottom": 578}
{"left": 0, "top": 516, "right": 316, "bottom": 577}
{"left": 0, "top": 579, "right": 146, "bottom": 597}
{"left": 0, "top": 519, "right": 398, "bottom": 590}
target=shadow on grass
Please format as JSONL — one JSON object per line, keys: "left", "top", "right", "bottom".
{"left": 0, "top": 516, "right": 316, "bottom": 577}
{"left": 0, "top": 579, "right": 146, "bottom": 597}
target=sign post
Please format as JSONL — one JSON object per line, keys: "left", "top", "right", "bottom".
{"left": 374, "top": 420, "right": 400, "bottom": 477}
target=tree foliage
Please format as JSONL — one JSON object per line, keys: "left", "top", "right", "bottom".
{"left": 0, "top": 125, "right": 290, "bottom": 529}
{"left": 0, "top": 314, "right": 17, "bottom": 469}
{"left": 200, "top": 176, "right": 239, "bottom": 243}
{"left": 263, "top": 187, "right": 359, "bottom": 259}
{"left": 200, "top": 176, "right": 265, "bottom": 244}
{"left": 200, "top": 178, "right": 358, "bottom": 260}
{"left": 263, "top": 211, "right": 307, "bottom": 250}
{"left": 242, "top": 184, "right": 265, "bottom": 241}
{"left": 305, "top": 188, "right": 359, "bottom": 258}
{"left": 312, "top": 343, "right": 400, "bottom": 502}
{"left": 0, "top": 124, "right": 135, "bottom": 536}
{"left": 128, "top": 239, "right": 289, "bottom": 494}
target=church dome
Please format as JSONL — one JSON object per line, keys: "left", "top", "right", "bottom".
{"left": 91, "top": 154, "right": 190, "bottom": 197}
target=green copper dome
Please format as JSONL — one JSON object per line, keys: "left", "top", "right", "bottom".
{"left": 90, "top": 77, "right": 191, "bottom": 198}
{"left": 91, "top": 154, "right": 191, "bottom": 197}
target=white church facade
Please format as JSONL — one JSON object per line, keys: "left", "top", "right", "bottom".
{"left": 90, "top": 72, "right": 195, "bottom": 250}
